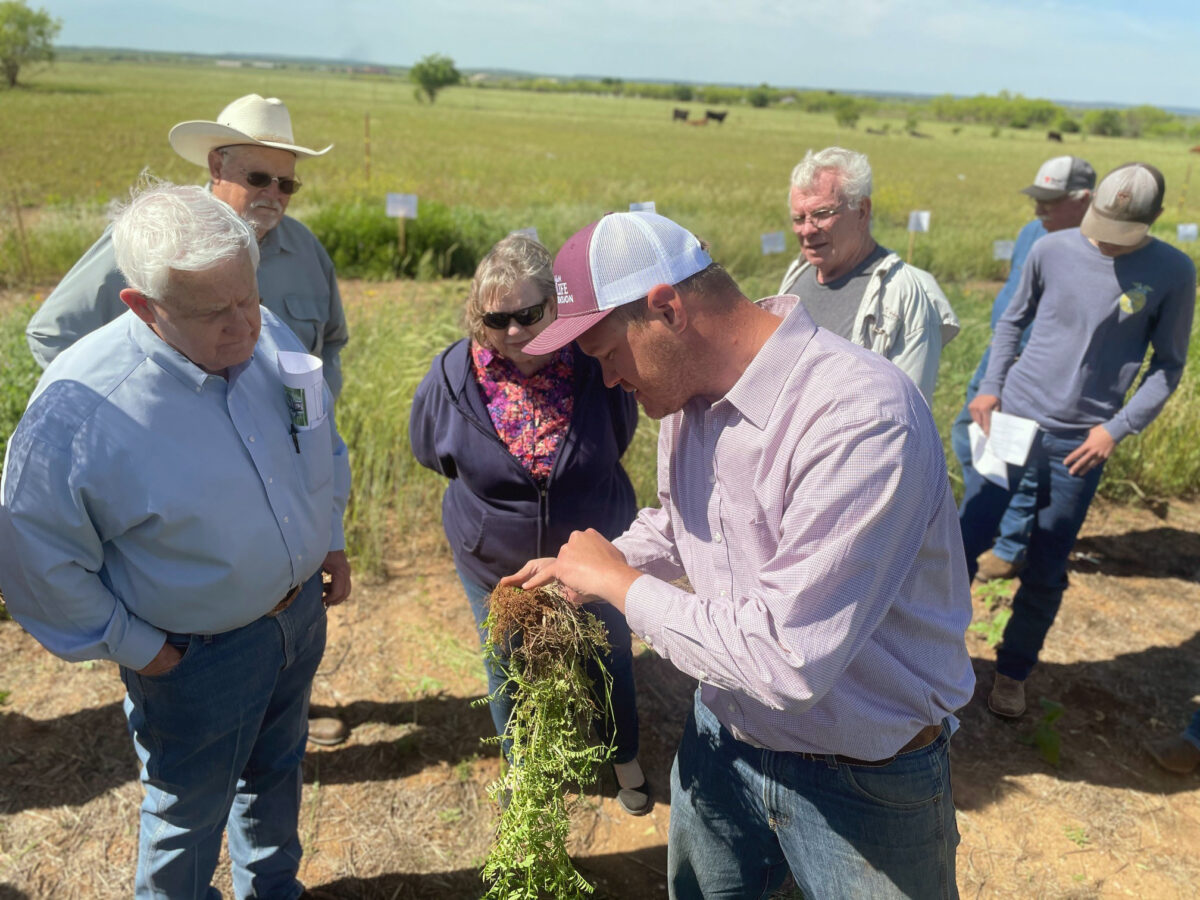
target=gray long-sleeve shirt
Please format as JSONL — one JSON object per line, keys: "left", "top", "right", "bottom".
{"left": 979, "top": 228, "right": 1195, "bottom": 443}
{"left": 25, "top": 216, "right": 349, "bottom": 397}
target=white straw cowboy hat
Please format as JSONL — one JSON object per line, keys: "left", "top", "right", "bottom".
{"left": 168, "top": 94, "right": 333, "bottom": 167}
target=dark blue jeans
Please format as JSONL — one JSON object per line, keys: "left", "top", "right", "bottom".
{"left": 950, "top": 350, "right": 1037, "bottom": 565}
{"left": 959, "top": 429, "right": 1104, "bottom": 681}
{"left": 457, "top": 567, "right": 640, "bottom": 764}
{"left": 668, "top": 689, "right": 959, "bottom": 899}
{"left": 120, "top": 572, "right": 326, "bottom": 900}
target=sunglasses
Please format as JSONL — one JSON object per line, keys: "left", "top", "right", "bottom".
{"left": 482, "top": 300, "right": 547, "bottom": 330}
{"left": 242, "top": 170, "right": 303, "bottom": 195}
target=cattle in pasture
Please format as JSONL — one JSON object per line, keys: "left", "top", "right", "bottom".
{"left": 673, "top": 108, "right": 689, "bottom": 122}
{"left": 705, "top": 109, "right": 728, "bottom": 124}
{"left": 1191, "top": 145, "right": 1200, "bottom": 154}
{"left": 865, "top": 127, "right": 887, "bottom": 135}
{"left": 1047, "top": 131, "right": 1063, "bottom": 142}
{"left": 689, "top": 118, "right": 708, "bottom": 127}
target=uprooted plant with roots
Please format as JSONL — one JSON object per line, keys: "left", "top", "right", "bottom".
{"left": 477, "top": 582, "right": 614, "bottom": 899}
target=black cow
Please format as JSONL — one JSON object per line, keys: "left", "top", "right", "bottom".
{"left": 673, "top": 108, "right": 689, "bottom": 122}
{"left": 1047, "top": 131, "right": 1063, "bottom": 143}
{"left": 705, "top": 109, "right": 728, "bottom": 124}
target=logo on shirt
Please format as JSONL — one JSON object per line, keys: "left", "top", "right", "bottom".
{"left": 1119, "top": 283, "right": 1152, "bottom": 315}
{"left": 554, "top": 274, "right": 574, "bottom": 306}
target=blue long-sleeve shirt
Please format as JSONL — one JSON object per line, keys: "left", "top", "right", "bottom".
{"left": 0, "top": 308, "right": 350, "bottom": 670}
{"left": 980, "top": 229, "right": 1195, "bottom": 442}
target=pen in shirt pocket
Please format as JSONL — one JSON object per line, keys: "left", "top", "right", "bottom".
{"left": 290, "top": 424, "right": 301, "bottom": 454}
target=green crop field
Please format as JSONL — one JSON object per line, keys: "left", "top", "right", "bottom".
{"left": 3, "top": 60, "right": 1199, "bottom": 572}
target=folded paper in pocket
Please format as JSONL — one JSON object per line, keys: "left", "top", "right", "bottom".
{"left": 278, "top": 351, "right": 325, "bottom": 430}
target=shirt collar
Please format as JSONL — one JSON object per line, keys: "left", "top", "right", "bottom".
{"left": 721, "top": 295, "right": 816, "bottom": 430}
{"left": 126, "top": 314, "right": 225, "bottom": 392}
{"left": 259, "top": 218, "right": 291, "bottom": 258}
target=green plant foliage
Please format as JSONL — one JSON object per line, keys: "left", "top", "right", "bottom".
{"left": 479, "top": 586, "right": 614, "bottom": 899}
{"left": 0, "top": 301, "right": 41, "bottom": 459}
{"left": 408, "top": 52, "right": 460, "bottom": 104}
{"left": 0, "top": 0, "right": 61, "bottom": 88}
{"left": 968, "top": 606, "right": 1012, "bottom": 648}
{"left": 1021, "top": 698, "right": 1065, "bottom": 766}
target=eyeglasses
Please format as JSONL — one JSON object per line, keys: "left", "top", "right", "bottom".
{"left": 482, "top": 300, "right": 547, "bottom": 330}
{"left": 791, "top": 203, "right": 846, "bottom": 229}
{"left": 241, "top": 170, "right": 303, "bottom": 195}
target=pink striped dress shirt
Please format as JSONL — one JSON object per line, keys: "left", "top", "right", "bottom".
{"left": 616, "top": 295, "right": 975, "bottom": 760}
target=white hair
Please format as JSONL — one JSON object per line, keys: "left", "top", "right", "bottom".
{"left": 112, "top": 179, "right": 259, "bottom": 301}
{"left": 789, "top": 146, "right": 873, "bottom": 209}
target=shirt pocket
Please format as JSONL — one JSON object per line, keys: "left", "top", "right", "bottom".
{"left": 293, "top": 417, "right": 334, "bottom": 492}
{"left": 282, "top": 293, "right": 325, "bottom": 353}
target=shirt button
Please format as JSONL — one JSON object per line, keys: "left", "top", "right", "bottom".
{"left": 268, "top": 477, "right": 273, "bottom": 484}
{"left": 714, "top": 533, "right": 723, "bottom": 543}
{"left": 698, "top": 671, "right": 708, "bottom": 681}
{"left": 297, "top": 554, "right": 303, "bottom": 561}
{"left": 283, "top": 516, "right": 289, "bottom": 524}
{"left": 195, "top": 386, "right": 202, "bottom": 394}
{"left": 248, "top": 435, "right": 255, "bottom": 442}
{"left": 720, "top": 590, "right": 728, "bottom": 597}
{"left": 727, "top": 703, "right": 736, "bottom": 713}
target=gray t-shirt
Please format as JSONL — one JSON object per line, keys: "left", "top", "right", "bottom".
{"left": 980, "top": 229, "right": 1195, "bottom": 442}
{"left": 792, "top": 244, "right": 889, "bottom": 339}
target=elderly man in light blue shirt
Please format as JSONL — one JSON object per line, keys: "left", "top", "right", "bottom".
{"left": 0, "top": 182, "right": 351, "bottom": 900}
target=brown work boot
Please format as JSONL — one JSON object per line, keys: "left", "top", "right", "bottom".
{"left": 307, "top": 716, "right": 349, "bottom": 746}
{"left": 988, "top": 673, "right": 1026, "bottom": 718}
{"left": 1146, "top": 734, "right": 1200, "bottom": 774}
{"left": 975, "top": 550, "right": 1023, "bottom": 583}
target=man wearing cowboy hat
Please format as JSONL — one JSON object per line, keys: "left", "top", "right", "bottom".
{"left": 25, "top": 94, "right": 353, "bottom": 747}
{"left": 26, "top": 93, "right": 350, "bottom": 398}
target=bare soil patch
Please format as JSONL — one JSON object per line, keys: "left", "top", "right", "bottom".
{"left": 3, "top": 498, "right": 1198, "bottom": 899}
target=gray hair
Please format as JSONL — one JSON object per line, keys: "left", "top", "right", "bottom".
{"left": 465, "top": 234, "right": 554, "bottom": 347}
{"left": 790, "top": 146, "right": 873, "bottom": 209}
{"left": 112, "top": 178, "right": 259, "bottom": 301}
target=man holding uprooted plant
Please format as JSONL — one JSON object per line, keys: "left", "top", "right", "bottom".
{"left": 504, "top": 210, "right": 975, "bottom": 899}
{"left": 24, "top": 92, "right": 353, "bottom": 747}
{"left": 961, "top": 163, "right": 1195, "bottom": 720}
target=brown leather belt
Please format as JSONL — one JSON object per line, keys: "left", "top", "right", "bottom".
{"left": 795, "top": 722, "right": 944, "bottom": 768}
{"left": 267, "top": 584, "right": 302, "bottom": 617}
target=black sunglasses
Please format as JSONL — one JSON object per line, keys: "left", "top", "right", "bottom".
{"left": 243, "top": 170, "right": 303, "bottom": 195}
{"left": 482, "top": 300, "right": 547, "bottom": 330}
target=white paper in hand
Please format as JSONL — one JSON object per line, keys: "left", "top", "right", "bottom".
{"left": 968, "top": 422, "right": 1010, "bottom": 488}
{"left": 987, "top": 412, "right": 1039, "bottom": 465}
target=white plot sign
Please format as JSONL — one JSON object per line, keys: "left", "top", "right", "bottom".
{"left": 907, "top": 210, "right": 931, "bottom": 233}
{"left": 386, "top": 193, "right": 419, "bottom": 219}
{"left": 993, "top": 240, "right": 1015, "bottom": 261}
{"left": 629, "top": 201, "right": 657, "bottom": 213}
{"left": 1178, "top": 223, "right": 1198, "bottom": 243}
{"left": 760, "top": 231, "right": 787, "bottom": 255}
{"left": 510, "top": 227, "right": 540, "bottom": 242}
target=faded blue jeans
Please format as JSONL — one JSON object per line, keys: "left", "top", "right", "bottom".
{"left": 950, "top": 348, "right": 1037, "bottom": 566}
{"left": 959, "top": 429, "right": 1104, "bottom": 681}
{"left": 458, "top": 568, "right": 640, "bottom": 764}
{"left": 668, "top": 689, "right": 959, "bottom": 899}
{"left": 120, "top": 573, "right": 326, "bottom": 900}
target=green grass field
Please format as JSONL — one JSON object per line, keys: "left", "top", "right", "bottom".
{"left": 2, "top": 60, "right": 1199, "bottom": 571}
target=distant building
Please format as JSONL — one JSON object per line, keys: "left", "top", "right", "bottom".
{"left": 215, "top": 60, "right": 242, "bottom": 68}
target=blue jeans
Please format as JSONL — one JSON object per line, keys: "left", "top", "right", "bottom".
{"left": 120, "top": 573, "right": 326, "bottom": 900}
{"left": 959, "top": 429, "right": 1104, "bottom": 681}
{"left": 950, "top": 351, "right": 1037, "bottom": 565}
{"left": 458, "top": 568, "right": 640, "bottom": 764}
{"left": 668, "top": 689, "right": 959, "bottom": 900}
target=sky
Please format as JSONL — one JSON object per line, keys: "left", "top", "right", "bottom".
{"left": 43, "top": 0, "right": 1200, "bottom": 110}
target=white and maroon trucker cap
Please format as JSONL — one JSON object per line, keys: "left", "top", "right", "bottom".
{"left": 523, "top": 211, "right": 712, "bottom": 355}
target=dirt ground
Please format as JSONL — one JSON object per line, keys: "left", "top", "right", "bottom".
{"left": 2, "top": 282, "right": 1199, "bottom": 898}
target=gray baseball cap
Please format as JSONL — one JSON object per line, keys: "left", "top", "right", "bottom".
{"left": 1020, "top": 156, "right": 1096, "bottom": 201}
{"left": 1080, "top": 162, "right": 1165, "bottom": 246}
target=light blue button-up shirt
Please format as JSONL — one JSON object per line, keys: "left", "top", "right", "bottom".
{"left": 0, "top": 308, "right": 350, "bottom": 670}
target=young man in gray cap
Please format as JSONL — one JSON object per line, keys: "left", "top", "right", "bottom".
{"left": 506, "top": 211, "right": 974, "bottom": 899}
{"left": 24, "top": 94, "right": 351, "bottom": 745}
{"left": 950, "top": 156, "right": 1094, "bottom": 582}
{"left": 961, "top": 163, "right": 1195, "bottom": 718}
